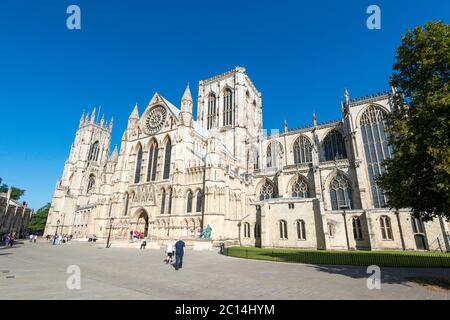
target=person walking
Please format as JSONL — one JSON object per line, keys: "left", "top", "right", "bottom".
{"left": 140, "top": 240, "right": 147, "bottom": 249}
{"left": 165, "top": 240, "right": 174, "bottom": 264}
{"left": 174, "top": 239, "right": 185, "bottom": 271}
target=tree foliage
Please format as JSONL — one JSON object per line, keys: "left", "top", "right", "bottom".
{"left": 0, "top": 177, "right": 25, "bottom": 201}
{"left": 28, "top": 202, "right": 51, "bottom": 234}
{"left": 378, "top": 21, "right": 450, "bottom": 221}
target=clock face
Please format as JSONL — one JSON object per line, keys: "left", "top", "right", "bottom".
{"left": 144, "top": 105, "right": 167, "bottom": 135}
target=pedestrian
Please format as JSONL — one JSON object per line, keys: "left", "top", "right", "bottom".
{"left": 165, "top": 240, "right": 174, "bottom": 264}
{"left": 29, "top": 234, "right": 34, "bottom": 243}
{"left": 174, "top": 239, "right": 185, "bottom": 271}
{"left": 33, "top": 235, "right": 37, "bottom": 243}
{"left": 140, "top": 240, "right": 147, "bottom": 249}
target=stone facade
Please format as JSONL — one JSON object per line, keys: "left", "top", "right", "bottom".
{"left": 0, "top": 192, "right": 33, "bottom": 237}
{"left": 45, "top": 67, "right": 450, "bottom": 251}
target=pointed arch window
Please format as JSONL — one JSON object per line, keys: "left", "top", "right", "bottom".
{"left": 292, "top": 176, "right": 310, "bottom": 198}
{"left": 196, "top": 190, "right": 203, "bottom": 213}
{"left": 279, "top": 220, "right": 288, "bottom": 239}
{"left": 259, "top": 180, "right": 276, "bottom": 201}
{"left": 243, "top": 222, "right": 251, "bottom": 238}
{"left": 323, "top": 130, "right": 347, "bottom": 161}
{"left": 160, "top": 189, "right": 166, "bottom": 214}
{"left": 296, "top": 220, "right": 306, "bottom": 240}
{"left": 87, "top": 174, "right": 95, "bottom": 193}
{"left": 147, "top": 140, "right": 159, "bottom": 182}
{"left": 167, "top": 188, "right": 173, "bottom": 214}
{"left": 186, "top": 191, "right": 193, "bottom": 213}
{"left": 207, "top": 93, "right": 217, "bottom": 129}
{"left": 293, "top": 136, "right": 312, "bottom": 164}
{"left": 88, "top": 141, "right": 100, "bottom": 162}
{"left": 361, "top": 106, "right": 391, "bottom": 208}
{"left": 352, "top": 216, "right": 363, "bottom": 240}
{"left": 163, "top": 139, "right": 172, "bottom": 179}
{"left": 134, "top": 145, "right": 143, "bottom": 184}
{"left": 380, "top": 215, "right": 393, "bottom": 240}
{"left": 223, "top": 89, "right": 233, "bottom": 126}
{"left": 329, "top": 174, "right": 353, "bottom": 210}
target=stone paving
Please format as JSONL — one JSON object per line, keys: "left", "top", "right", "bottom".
{"left": 0, "top": 241, "right": 448, "bottom": 300}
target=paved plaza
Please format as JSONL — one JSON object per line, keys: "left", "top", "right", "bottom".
{"left": 0, "top": 241, "right": 449, "bottom": 300}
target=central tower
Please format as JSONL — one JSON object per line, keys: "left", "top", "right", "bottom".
{"left": 196, "top": 67, "right": 262, "bottom": 168}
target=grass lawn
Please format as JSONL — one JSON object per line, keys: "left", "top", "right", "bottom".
{"left": 224, "top": 246, "right": 450, "bottom": 268}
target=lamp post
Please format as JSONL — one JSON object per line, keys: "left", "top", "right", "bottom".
{"left": 106, "top": 217, "right": 114, "bottom": 248}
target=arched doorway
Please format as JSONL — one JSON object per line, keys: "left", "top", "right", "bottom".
{"left": 136, "top": 210, "right": 149, "bottom": 237}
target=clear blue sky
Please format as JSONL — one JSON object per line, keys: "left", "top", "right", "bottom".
{"left": 0, "top": 0, "right": 448, "bottom": 210}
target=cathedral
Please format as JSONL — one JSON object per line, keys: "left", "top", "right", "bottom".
{"left": 45, "top": 67, "right": 450, "bottom": 252}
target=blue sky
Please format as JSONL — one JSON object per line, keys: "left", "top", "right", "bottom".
{"left": 0, "top": 0, "right": 448, "bottom": 210}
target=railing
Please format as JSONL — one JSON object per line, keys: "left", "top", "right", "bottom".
{"left": 222, "top": 247, "right": 450, "bottom": 268}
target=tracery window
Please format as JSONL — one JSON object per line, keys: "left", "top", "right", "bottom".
{"left": 329, "top": 174, "right": 353, "bottom": 210}
{"left": 88, "top": 141, "right": 100, "bottom": 162}
{"left": 207, "top": 93, "right": 217, "bottom": 129}
{"left": 292, "top": 176, "right": 309, "bottom": 198}
{"left": 223, "top": 89, "right": 233, "bottom": 126}
{"left": 163, "top": 139, "right": 172, "bottom": 179}
{"left": 266, "top": 144, "right": 272, "bottom": 168}
{"left": 195, "top": 190, "right": 203, "bottom": 213}
{"left": 147, "top": 140, "right": 159, "bottom": 182}
{"left": 160, "top": 189, "right": 166, "bottom": 214}
{"left": 293, "top": 136, "right": 312, "bottom": 164}
{"left": 259, "top": 180, "right": 276, "bottom": 201}
{"left": 323, "top": 130, "right": 347, "bottom": 161}
{"left": 87, "top": 174, "right": 95, "bottom": 193}
{"left": 360, "top": 106, "right": 392, "bottom": 208}
{"left": 134, "top": 144, "right": 143, "bottom": 184}
{"left": 167, "top": 188, "right": 173, "bottom": 214}
{"left": 186, "top": 191, "right": 193, "bottom": 213}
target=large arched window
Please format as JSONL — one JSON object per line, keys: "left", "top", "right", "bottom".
{"left": 296, "top": 220, "right": 306, "bottom": 240}
{"left": 147, "top": 140, "right": 159, "bottom": 182}
{"left": 323, "top": 130, "right": 347, "bottom": 161}
{"left": 380, "top": 215, "right": 393, "bottom": 240}
{"left": 293, "top": 136, "right": 312, "bottom": 164}
{"left": 163, "top": 139, "right": 172, "bottom": 179}
{"left": 329, "top": 174, "right": 353, "bottom": 210}
{"left": 195, "top": 190, "right": 203, "bottom": 213}
{"left": 259, "top": 180, "right": 276, "bottom": 201}
{"left": 352, "top": 216, "right": 363, "bottom": 240}
{"left": 160, "top": 189, "right": 166, "bottom": 214}
{"left": 87, "top": 174, "right": 95, "bottom": 193}
{"left": 266, "top": 144, "right": 272, "bottom": 168}
{"left": 361, "top": 106, "right": 391, "bottom": 208}
{"left": 279, "top": 220, "right": 288, "bottom": 239}
{"left": 186, "top": 191, "right": 193, "bottom": 213}
{"left": 223, "top": 89, "right": 233, "bottom": 126}
{"left": 207, "top": 93, "right": 217, "bottom": 129}
{"left": 292, "top": 176, "right": 310, "bottom": 198}
{"left": 134, "top": 144, "right": 143, "bottom": 183}
{"left": 88, "top": 141, "right": 100, "bottom": 162}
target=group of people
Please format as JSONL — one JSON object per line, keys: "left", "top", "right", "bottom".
{"left": 164, "top": 239, "right": 186, "bottom": 271}
{"left": 45, "top": 234, "right": 73, "bottom": 245}
{"left": 2, "top": 233, "right": 16, "bottom": 247}
{"left": 130, "top": 230, "right": 145, "bottom": 242}
{"left": 28, "top": 234, "right": 38, "bottom": 243}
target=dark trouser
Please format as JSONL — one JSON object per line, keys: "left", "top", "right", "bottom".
{"left": 175, "top": 253, "right": 183, "bottom": 269}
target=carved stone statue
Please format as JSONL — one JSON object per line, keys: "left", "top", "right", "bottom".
{"left": 199, "top": 224, "right": 212, "bottom": 240}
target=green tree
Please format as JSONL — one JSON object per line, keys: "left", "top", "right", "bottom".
{"left": 378, "top": 21, "right": 450, "bottom": 221}
{"left": 28, "top": 202, "right": 51, "bottom": 234}
{"left": 0, "top": 177, "right": 26, "bottom": 201}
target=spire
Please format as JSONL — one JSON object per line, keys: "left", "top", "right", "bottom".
{"left": 129, "top": 103, "right": 139, "bottom": 119}
{"left": 85, "top": 111, "right": 90, "bottom": 123}
{"left": 313, "top": 112, "right": 317, "bottom": 127}
{"left": 79, "top": 111, "right": 85, "bottom": 127}
{"left": 109, "top": 116, "right": 114, "bottom": 130}
{"left": 182, "top": 83, "right": 192, "bottom": 103}
{"left": 90, "top": 107, "right": 96, "bottom": 124}
{"left": 100, "top": 114, "right": 105, "bottom": 127}
{"left": 283, "top": 118, "right": 288, "bottom": 133}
